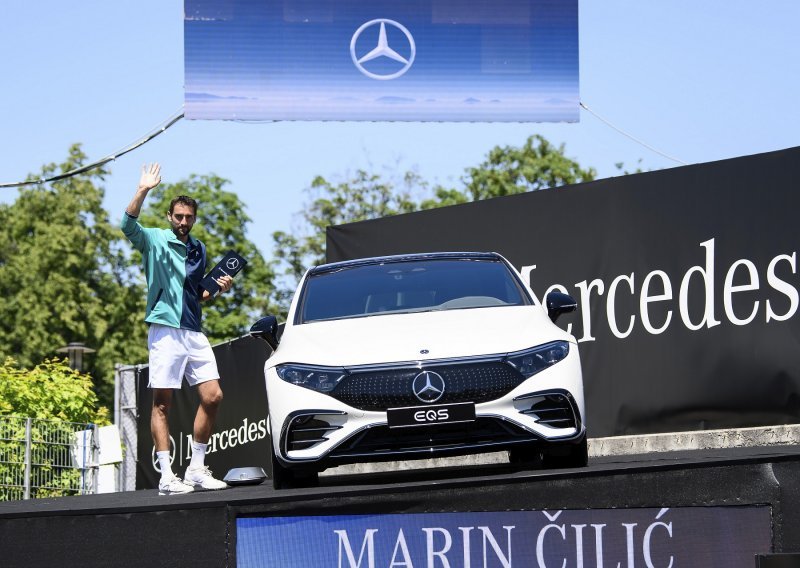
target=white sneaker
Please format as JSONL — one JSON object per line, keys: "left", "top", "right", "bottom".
{"left": 185, "top": 465, "right": 229, "bottom": 491}
{"left": 158, "top": 476, "right": 194, "bottom": 496}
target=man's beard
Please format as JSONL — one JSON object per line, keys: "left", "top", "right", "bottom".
{"left": 172, "top": 225, "right": 191, "bottom": 237}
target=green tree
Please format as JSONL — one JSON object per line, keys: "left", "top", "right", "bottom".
{"left": 0, "top": 357, "right": 108, "bottom": 500}
{"left": 271, "top": 170, "right": 421, "bottom": 312}
{"left": 0, "top": 357, "right": 108, "bottom": 423}
{"left": 0, "top": 145, "right": 147, "bottom": 407}
{"left": 135, "top": 174, "right": 280, "bottom": 342}
{"left": 272, "top": 135, "right": 595, "bottom": 313}
{"left": 0, "top": 147, "right": 280, "bottom": 408}
{"left": 462, "top": 134, "right": 596, "bottom": 200}
{"left": 614, "top": 159, "right": 645, "bottom": 175}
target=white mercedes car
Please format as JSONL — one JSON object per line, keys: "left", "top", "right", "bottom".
{"left": 250, "top": 252, "right": 586, "bottom": 488}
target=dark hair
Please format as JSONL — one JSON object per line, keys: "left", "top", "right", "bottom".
{"left": 169, "top": 195, "right": 198, "bottom": 215}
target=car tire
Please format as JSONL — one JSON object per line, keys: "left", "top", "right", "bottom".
{"left": 541, "top": 436, "right": 588, "bottom": 469}
{"left": 508, "top": 442, "right": 543, "bottom": 466}
{"left": 271, "top": 453, "right": 320, "bottom": 490}
{"left": 270, "top": 453, "right": 292, "bottom": 490}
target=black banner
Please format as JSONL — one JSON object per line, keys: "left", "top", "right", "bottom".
{"left": 326, "top": 147, "right": 800, "bottom": 437}
{"left": 136, "top": 335, "right": 272, "bottom": 489}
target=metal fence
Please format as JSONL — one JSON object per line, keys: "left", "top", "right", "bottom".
{"left": 0, "top": 416, "right": 98, "bottom": 501}
{"left": 115, "top": 364, "right": 140, "bottom": 492}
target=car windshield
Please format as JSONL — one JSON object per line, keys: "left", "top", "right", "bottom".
{"left": 298, "top": 258, "right": 532, "bottom": 323}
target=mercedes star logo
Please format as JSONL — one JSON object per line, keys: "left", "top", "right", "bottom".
{"left": 350, "top": 19, "right": 416, "bottom": 80}
{"left": 226, "top": 257, "right": 240, "bottom": 271}
{"left": 412, "top": 370, "right": 445, "bottom": 403}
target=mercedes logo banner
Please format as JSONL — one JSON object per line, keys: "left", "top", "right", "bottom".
{"left": 184, "top": 0, "right": 579, "bottom": 122}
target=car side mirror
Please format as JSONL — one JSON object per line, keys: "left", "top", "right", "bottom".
{"left": 546, "top": 292, "right": 577, "bottom": 323}
{"left": 250, "top": 316, "right": 280, "bottom": 350}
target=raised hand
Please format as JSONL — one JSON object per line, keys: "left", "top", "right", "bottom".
{"left": 138, "top": 163, "right": 162, "bottom": 192}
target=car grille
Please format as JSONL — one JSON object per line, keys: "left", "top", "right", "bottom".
{"left": 328, "top": 418, "right": 538, "bottom": 458}
{"left": 330, "top": 361, "right": 524, "bottom": 411}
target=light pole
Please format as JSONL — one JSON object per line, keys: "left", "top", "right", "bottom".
{"left": 56, "top": 342, "right": 96, "bottom": 372}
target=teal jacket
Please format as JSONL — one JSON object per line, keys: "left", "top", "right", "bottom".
{"left": 121, "top": 212, "right": 207, "bottom": 331}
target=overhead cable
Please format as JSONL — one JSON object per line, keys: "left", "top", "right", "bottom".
{"left": 0, "top": 110, "right": 185, "bottom": 189}
{"left": 2, "top": 102, "right": 685, "bottom": 188}
{"left": 579, "top": 101, "right": 687, "bottom": 166}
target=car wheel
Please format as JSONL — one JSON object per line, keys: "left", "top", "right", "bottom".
{"left": 541, "top": 436, "right": 588, "bottom": 469}
{"left": 270, "top": 453, "right": 292, "bottom": 489}
{"left": 508, "top": 442, "right": 543, "bottom": 466}
{"left": 271, "top": 453, "right": 320, "bottom": 490}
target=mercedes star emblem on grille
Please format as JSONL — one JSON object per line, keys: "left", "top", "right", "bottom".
{"left": 412, "top": 370, "right": 445, "bottom": 403}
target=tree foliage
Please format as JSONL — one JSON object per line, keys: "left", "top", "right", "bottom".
{"left": 0, "top": 357, "right": 108, "bottom": 501}
{"left": 0, "top": 147, "right": 278, "bottom": 408}
{"left": 0, "top": 357, "right": 108, "bottom": 424}
{"left": 272, "top": 135, "right": 595, "bottom": 312}
{"left": 272, "top": 170, "right": 422, "bottom": 305}
{"left": 462, "top": 135, "right": 596, "bottom": 200}
{"left": 0, "top": 145, "right": 146, "bottom": 407}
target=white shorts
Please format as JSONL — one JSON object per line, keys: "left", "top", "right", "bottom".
{"left": 147, "top": 324, "right": 219, "bottom": 389}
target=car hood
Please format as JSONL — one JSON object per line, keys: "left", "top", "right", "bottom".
{"left": 270, "top": 305, "right": 574, "bottom": 368}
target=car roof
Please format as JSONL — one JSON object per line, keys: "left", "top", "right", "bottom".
{"left": 309, "top": 252, "right": 505, "bottom": 276}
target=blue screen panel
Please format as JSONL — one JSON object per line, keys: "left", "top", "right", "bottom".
{"left": 184, "top": 0, "right": 579, "bottom": 122}
{"left": 237, "top": 507, "right": 771, "bottom": 567}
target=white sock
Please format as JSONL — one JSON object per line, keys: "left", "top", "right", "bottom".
{"left": 190, "top": 441, "right": 208, "bottom": 469}
{"left": 157, "top": 451, "right": 173, "bottom": 480}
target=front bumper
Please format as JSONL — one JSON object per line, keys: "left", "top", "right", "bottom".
{"left": 266, "top": 348, "right": 585, "bottom": 469}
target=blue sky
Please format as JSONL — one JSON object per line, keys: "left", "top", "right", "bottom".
{"left": 1, "top": 1, "right": 798, "bottom": 254}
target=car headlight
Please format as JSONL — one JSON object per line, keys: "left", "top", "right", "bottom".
{"left": 275, "top": 364, "right": 347, "bottom": 393}
{"left": 505, "top": 341, "right": 570, "bottom": 378}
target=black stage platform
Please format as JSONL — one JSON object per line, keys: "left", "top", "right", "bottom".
{"left": 2, "top": 446, "right": 800, "bottom": 567}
